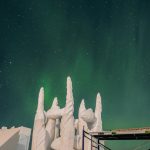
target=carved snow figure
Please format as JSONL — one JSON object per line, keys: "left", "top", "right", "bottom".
{"left": 31, "top": 87, "right": 50, "bottom": 150}
{"left": 74, "top": 99, "right": 89, "bottom": 150}
{"left": 51, "top": 77, "right": 75, "bottom": 150}
{"left": 46, "top": 97, "right": 64, "bottom": 148}
{"left": 90, "top": 93, "right": 104, "bottom": 150}
{"left": 91, "top": 93, "right": 102, "bottom": 132}
{"left": 60, "top": 77, "right": 75, "bottom": 150}
{"left": 76, "top": 93, "right": 104, "bottom": 150}
{"left": 32, "top": 88, "right": 63, "bottom": 150}
{"left": 32, "top": 77, "right": 104, "bottom": 150}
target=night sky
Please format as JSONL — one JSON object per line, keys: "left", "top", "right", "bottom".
{"left": 0, "top": 0, "right": 150, "bottom": 149}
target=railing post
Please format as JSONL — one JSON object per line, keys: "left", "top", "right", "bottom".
{"left": 82, "top": 126, "right": 84, "bottom": 150}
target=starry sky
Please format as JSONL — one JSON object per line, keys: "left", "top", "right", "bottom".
{"left": 0, "top": 0, "right": 150, "bottom": 149}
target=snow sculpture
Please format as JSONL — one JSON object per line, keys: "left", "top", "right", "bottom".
{"left": 91, "top": 93, "right": 104, "bottom": 150}
{"left": 32, "top": 87, "right": 50, "bottom": 150}
{"left": 31, "top": 88, "right": 63, "bottom": 150}
{"left": 74, "top": 99, "right": 89, "bottom": 150}
{"left": 32, "top": 76, "right": 104, "bottom": 150}
{"left": 46, "top": 97, "right": 64, "bottom": 148}
{"left": 60, "top": 77, "right": 75, "bottom": 150}
{"left": 51, "top": 77, "right": 75, "bottom": 150}
{"left": 79, "top": 93, "right": 104, "bottom": 150}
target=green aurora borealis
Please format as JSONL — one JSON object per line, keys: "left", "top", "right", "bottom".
{"left": 0, "top": 0, "right": 150, "bottom": 149}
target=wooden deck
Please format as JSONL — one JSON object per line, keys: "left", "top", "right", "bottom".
{"left": 89, "top": 127, "right": 150, "bottom": 140}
